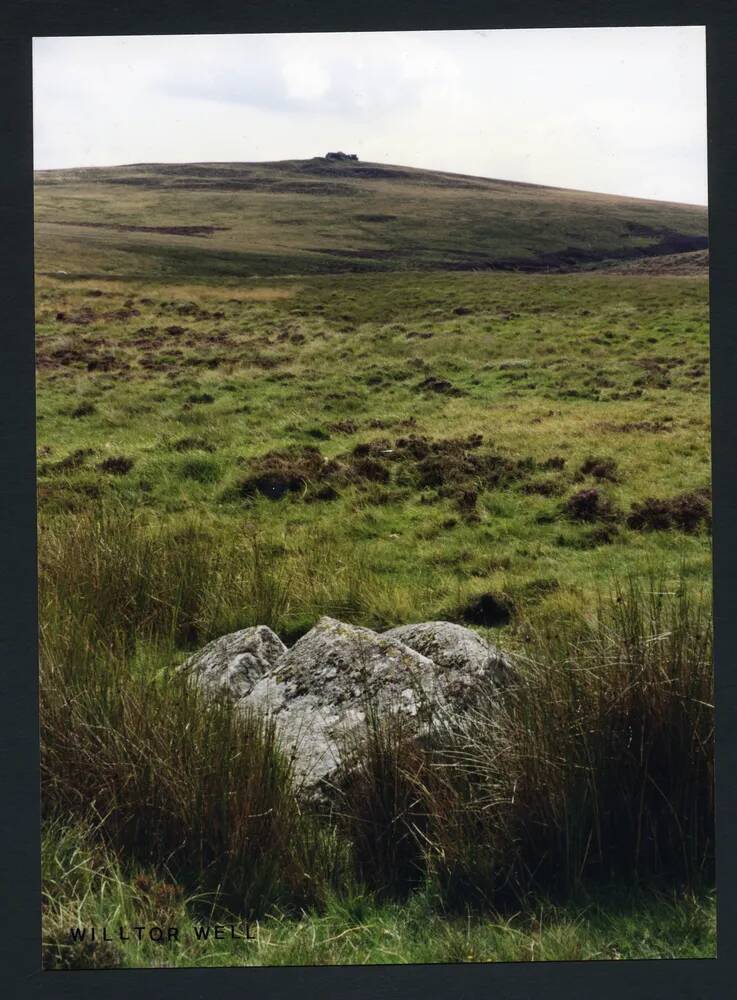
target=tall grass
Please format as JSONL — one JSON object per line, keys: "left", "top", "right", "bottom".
{"left": 39, "top": 505, "right": 714, "bottom": 916}
{"left": 40, "top": 640, "right": 312, "bottom": 914}
{"left": 334, "top": 576, "right": 714, "bottom": 907}
{"left": 39, "top": 505, "right": 284, "bottom": 655}
{"left": 41, "top": 818, "right": 716, "bottom": 968}
{"left": 38, "top": 503, "right": 409, "bottom": 663}
{"left": 39, "top": 506, "right": 373, "bottom": 914}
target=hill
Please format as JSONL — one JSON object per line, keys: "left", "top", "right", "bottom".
{"left": 34, "top": 158, "right": 708, "bottom": 282}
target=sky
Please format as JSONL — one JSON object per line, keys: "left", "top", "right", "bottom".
{"left": 33, "top": 27, "right": 707, "bottom": 204}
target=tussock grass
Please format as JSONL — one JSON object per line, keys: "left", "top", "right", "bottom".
{"left": 329, "top": 576, "right": 713, "bottom": 907}
{"left": 444, "top": 576, "right": 714, "bottom": 901}
{"left": 40, "top": 502, "right": 714, "bottom": 916}
{"left": 42, "top": 818, "right": 715, "bottom": 967}
{"left": 38, "top": 503, "right": 420, "bottom": 660}
{"left": 41, "top": 642, "right": 309, "bottom": 914}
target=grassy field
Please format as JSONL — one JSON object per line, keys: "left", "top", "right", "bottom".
{"left": 36, "top": 160, "right": 713, "bottom": 967}
{"left": 36, "top": 266, "right": 711, "bottom": 634}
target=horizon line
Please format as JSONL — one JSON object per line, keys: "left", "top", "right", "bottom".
{"left": 32, "top": 156, "right": 709, "bottom": 209}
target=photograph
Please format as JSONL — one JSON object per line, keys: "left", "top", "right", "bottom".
{"left": 32, "top": 25, "right": 714, "bottom": 970}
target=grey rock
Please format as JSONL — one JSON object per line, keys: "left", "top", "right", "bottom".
{"left": 239, "top": 617, "right": 440, "bottom": 791}
{"left": 182, "top": 616, "right": 514, "bottom": 797}
{"left": 180, "top": 625, "right": 286, "bottom": 698}
{"left": 273, "top": 616, "right": 440, "bottom": 706}
{"left": 382, "top": 620, "right": 515, "bottom": 696}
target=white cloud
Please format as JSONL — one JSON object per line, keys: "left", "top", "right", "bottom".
{"left": 33, "top": 26, "right": 707, "bottom": 204}
{"left": 282, "top": 55, "right": 330, "bottom": 102}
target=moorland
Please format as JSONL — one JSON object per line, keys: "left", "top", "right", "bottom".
{"left": 36, "top": 159, "right": 714, "bottom": 967}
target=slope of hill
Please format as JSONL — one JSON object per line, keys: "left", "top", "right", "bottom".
{"left": 600, "top": 248, "right": 709, "bottom": 275}
{"left": 34, "top": 158, "right": 708, "bottom": 282}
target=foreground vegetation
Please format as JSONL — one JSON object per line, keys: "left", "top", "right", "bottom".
{"left": 43, "top": 817, "right": 715, "bottom": 968}
{"left": 36, "top": 162, "right": 713, "bottom": 966}
{"left": 40, "top": 519, "right": 715, "bottom": 965}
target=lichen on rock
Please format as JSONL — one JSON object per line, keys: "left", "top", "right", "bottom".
{"left": 179, "top": 615, "right": 514, "bottom": 796}
{"left": 178, "top": 624, "right": 286, "bottom": 699}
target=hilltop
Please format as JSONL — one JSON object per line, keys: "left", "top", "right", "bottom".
{"left": 34, "top": 158, "right": 708, "bottom": 282}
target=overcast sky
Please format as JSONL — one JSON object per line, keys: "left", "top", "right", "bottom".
{"left": 33, "top": 27, "right": 707, "bottom": 204}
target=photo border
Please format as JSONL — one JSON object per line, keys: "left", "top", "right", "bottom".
{"left": 1, "top": 2, "right": 734, "bottom": 997}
